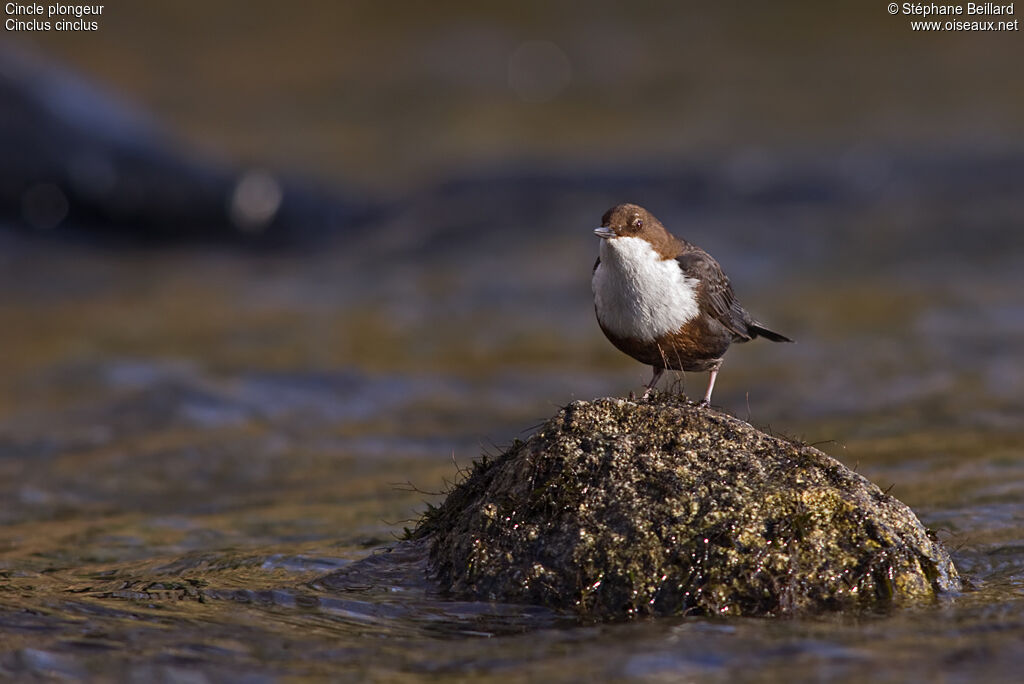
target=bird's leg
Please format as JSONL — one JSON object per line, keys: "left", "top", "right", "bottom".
{"left": 641, "top": 367, "right": 664, "bottom": 400}
{"left": 700, "top": 360, "right": 722, "bottom": 407}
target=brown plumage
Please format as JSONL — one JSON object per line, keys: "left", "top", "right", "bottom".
{"left": 592, "top": 203, "right": 792, "bottom": 404}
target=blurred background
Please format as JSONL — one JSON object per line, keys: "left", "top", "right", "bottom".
{"left": 1, "top": 1, "right": 1023, "bottom": 680}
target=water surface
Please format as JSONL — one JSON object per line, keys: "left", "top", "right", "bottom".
{"left": 3, "top": 158, "right": 1023, "bottom": 679}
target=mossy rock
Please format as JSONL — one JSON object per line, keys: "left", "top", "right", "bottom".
{"left": 412, "top": 395, "right": 960, "bottom": 619}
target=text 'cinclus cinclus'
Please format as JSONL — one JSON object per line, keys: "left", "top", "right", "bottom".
{"left": 592, "top": 203, "right": 793, "bottom": 405}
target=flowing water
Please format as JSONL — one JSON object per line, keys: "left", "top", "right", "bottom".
{"left": 4, "top": 3, "right": 1024, "bottom": 680}
{"left": 2, "top": 159, "right": 1023, "bottom": 680}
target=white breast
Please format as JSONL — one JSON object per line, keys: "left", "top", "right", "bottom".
{"left": 592, "top": 236, "right": 700, "bottom": 342}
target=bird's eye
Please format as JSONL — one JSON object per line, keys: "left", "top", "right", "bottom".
{"left": 632, "top": 218, "right": 643, "bottom": 229}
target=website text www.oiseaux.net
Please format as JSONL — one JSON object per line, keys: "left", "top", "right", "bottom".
{"left": 891, "top": 3, "right": 1019, "bottom": 31}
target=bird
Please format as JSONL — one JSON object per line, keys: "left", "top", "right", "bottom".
{"left": 592, "top": 203, "right": 792, "bottom": 405}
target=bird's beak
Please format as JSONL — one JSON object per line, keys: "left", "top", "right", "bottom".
{"left": 594, "top": 227, "right": 615, "bottom": 239}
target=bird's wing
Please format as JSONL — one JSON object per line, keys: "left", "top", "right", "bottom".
{"left": 592, "top": 256, "right": 600, "bottom": 274}
{"left": 675, "top": 249, "right": 752, "bottom": 340}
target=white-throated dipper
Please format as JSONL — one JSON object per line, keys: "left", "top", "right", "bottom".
{"left": 592, "top": 203, "right": 792, "bottom": 404}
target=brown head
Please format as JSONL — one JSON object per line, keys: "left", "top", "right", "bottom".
{"left": 594, "top": 203, "right": 681, "bottom": 259}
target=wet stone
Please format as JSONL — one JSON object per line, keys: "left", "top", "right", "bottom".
{"left": 412, "top": 394, "right": 961, "bottom": 619}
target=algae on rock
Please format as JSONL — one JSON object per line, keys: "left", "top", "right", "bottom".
{"left": 413, "top": 395, "right": 960, "bottom": 619}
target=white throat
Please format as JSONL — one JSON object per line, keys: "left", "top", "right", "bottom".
{"left": 592, "top": 236, "right": 699, "bottom": 342}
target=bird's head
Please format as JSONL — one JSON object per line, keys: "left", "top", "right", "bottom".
{"left": 594, "top": 203, "right": 667, "bottom": 242}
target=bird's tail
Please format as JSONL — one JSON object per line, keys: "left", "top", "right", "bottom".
{"left": 750, "top": 323, "right": 793, "bottom": 343}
